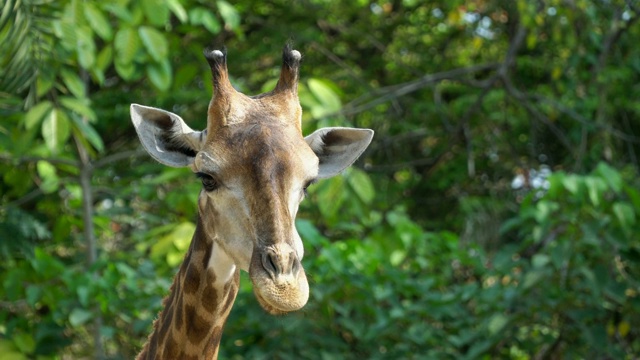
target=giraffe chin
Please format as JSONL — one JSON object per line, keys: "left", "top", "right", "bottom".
{"left": 249, "top": 254, "right": 310, "bottom": 315}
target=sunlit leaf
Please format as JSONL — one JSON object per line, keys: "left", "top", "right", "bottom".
{"left": 70, "top": 115, "right": 104, "bottom": 152}
{"left": 595, "top": 162, "right": 622, "bottom": 193}
{"left": 102, "top": 3, "right": 133, "bottom": 22}
{"left": 41, "top": 108, "right": 70, "bottom": 153}
{"left": 69, "top": 308, "right": 92, "bottom": 327}
{"left": 189, "top": 7, "right": 220, "bottom": 34}
{"left": 36, "top": 160, "right": 60, "bottom": 194}
{"left": 217, "top": 0, "right": 240, "bottom": 30}
{"left": 114, "top": 57, "right": 137, "bottom": 80}
{"left": 147, "top": 58, "right": 172, "bottom": 91}
{"left": 59, "top": 96, "right": 97, "bottom": 123}
{"left": 347, "top": 168, "right": 375, "bottom": 204}
{"left": 167, "top": 0, "right": 187, "bottom": 23}
{"left": 315, "top": 176, "right": 345, "bottom": 219}
{"left": 613, "top": 202, "right": 635, "bottom": 229}
{"left": 141, "top": 0, "right": 169, "bottom": 26}
{"left": 60, "top": 68, "right": 85, "bottom": 98}
{"left": 139, "top": 26, "right": 168, "bottom": 62}
{"left": 96, "top": 46, "right": 113, "bottom": 73}
{"left": 11, "top": 332, "right": 35, "bottom": 354}
{"left": 24, "top": 101, "right": 52, "bottom": 130}
{"left": 114, "top": 27, "right": 140, "bottom": 64}
{"left": 488, "top": 314, "right": 508, "bottom": 335}
{"left": 84, "top": 2, "right": 112, "bottom": 40}
{"left": 76, "top": 26, "right": 96, "bottom": 69}
{"left": 308, "top": 78, "right": 342, "bottom": 118}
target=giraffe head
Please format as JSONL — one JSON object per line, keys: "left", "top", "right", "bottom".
{"left": 130, "top": 46, "right": 373, "bottom": 314}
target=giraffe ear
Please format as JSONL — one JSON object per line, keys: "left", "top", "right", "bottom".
{"left": 131, "top": 104, "right": 205, "bottom": 167}
{"left": 304, "top": 127, "right": 374, "bottom": 178}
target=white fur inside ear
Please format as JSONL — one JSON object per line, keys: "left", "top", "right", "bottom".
{"left": 130, "top": 104, "right": 204, "bottom": 168}
{"left": 304, "top": 127, "right": 374, "bottom": 178}
{"left": 290, "top": 50, "right": 301, "bottom": 61}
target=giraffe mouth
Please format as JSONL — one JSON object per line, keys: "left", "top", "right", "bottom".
{"left": 248, "top": 245, "right": 310, "bottom": 314}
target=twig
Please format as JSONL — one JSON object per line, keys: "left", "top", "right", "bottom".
{"left": 528, "top": 94, "right": 640, "bottom": 144}
{"left": 93, "top": 149, "right": 146, "bottom": 169}
{"left": 1, "top": 188, "right": 43, "bottom": 208}
{"left": 0, "top": 153, "right": 79, "bottom": 167}
{"left": 339, "top": 62, "right": 499, "bottom": 117}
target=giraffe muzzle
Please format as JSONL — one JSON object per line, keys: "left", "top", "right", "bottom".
{"left": 249, "top": 243, "right": 309, "bottom": 314}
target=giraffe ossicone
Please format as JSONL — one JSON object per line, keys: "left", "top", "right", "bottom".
{"left": 131, "top": 45, "right": 373, "bottom": 359}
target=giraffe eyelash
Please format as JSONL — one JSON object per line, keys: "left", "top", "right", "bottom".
{"left": 195, "top": 172, "right": 220, "bottom": 192}
{"left": 302, "top": 179, "right": 317, "bottom": 196}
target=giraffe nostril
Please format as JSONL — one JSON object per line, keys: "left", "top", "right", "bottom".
{"left": 261, "top": 249, "right": 300, "bottom": 280}
{"left": 261, "top": 252, "right": 278, "bottom": 279}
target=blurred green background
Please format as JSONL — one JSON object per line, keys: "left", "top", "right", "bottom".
{"left": 1, "top": 0, "right": 639, "bottom": 358}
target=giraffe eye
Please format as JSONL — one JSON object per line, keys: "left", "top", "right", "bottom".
{"left": 196, "top": 172, "right": 219, "bottom": 192}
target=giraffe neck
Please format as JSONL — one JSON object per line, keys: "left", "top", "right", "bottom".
{"left": 137, "top": 216, "right": 240, "bottom": 360}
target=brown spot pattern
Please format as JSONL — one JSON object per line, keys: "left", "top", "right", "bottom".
{"left": 183, "top": 265, "right": 201, "bottom": 294}
{"left": 201, "top": 282, "right": 218, "bottom": 314}
{"left": 185, "top": 304, "right": 210, "bottom": 345}
{"left": 163, "top": 334, "right": 180, "bottom": 359}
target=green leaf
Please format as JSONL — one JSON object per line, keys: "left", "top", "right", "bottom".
{"left": 60, "top": 68, "right": 86, "bottom": 98}
{"left": 167, "top": 0, "right": 188, "bottom": 23}
{"left": 24, "top": 101, "right": 53, "bottom": 130}
{"left": 174, "top": 64, "right": 198, "bottom": 89}
{"left": 147, "top": 58, "right": 172, "bottom": 91}
{"left": 139, "top": 26, "right": 168, "bottom": 62}
{"left": 561, "top": 174, "right": 582, "bottom": 196}
{"left": 114, "top": 27, "right": 140, "bottom": 64}
{"left": 217, "top": 0, "right": 240, "bottom": 29}
{"left": 585, "top": 176, "right": 607, "bottom": 207}
{"left": 522, "top": 269, "right": 545, "bottom": 290}
{"left": 96, "top": 46, "right": 113, "bottom": 73}
{"left": 151, "top": 222, "right": 195, "bottom": 266}
{"left": 595, "top": 162, "right": 622, "bottom": 193}
{"left": 76, "top": 26, "right": 96, "bottom": 69}
{"left": 488, "top": 313, "right": 509, "bottom": 335}
{"left": 69, "top": 308, "right": 93, "bottom": 327}
{"left": 59, "top": 96, "right": 97, "bottom": 123}
{"left": 189, "top": 8, "right": 220, "bottom": 34}
{"left": 84, "top": 2, "right": 113, "bottom": 40}
{"left": 103, "top": 3, "right": 133, "bottom": 23}
{"left": 532, "top": 254, "right": 550, "bottom": 268}
{"left": 36, "top": 161, "right": 60, "bottom": 194}
{"left": 77, "top": 286, "right": 90, "bottom": 307}
{"left": 42, "top": 109, "right": 71, "bottom": 153}
{"left": 70, "top": 115, "right": 104, "bottom": 152}
{"left": 52, "top": 19, "right": 77, "bottom": 51}
{"left": 142, "top": 0, "right": 169, "bottom": 26}
{"left": 347, "top": 168, "right": 375, "bottom": 204}
{"left": 36, "top": 75, "right": 55, "bottom": 97}
{"left": 308, "top": 78, "right": 342, "bottom": 118}
{"left": 25, "top": 286, "right": 41, "bottom": 307}
{"left": 613, "top": 202, "right": 635, "bottom": 228}
{"left": 114, "top": 58, "right": 137, "bottom": 80}
{"left": 315, "top": 176, "right": 345, "bottom": 219}
{"left": 389, "top": 250, "right": 406, "bottom": 266}
{"left": 12, "top": 333, "right": 35, "bottom": 354}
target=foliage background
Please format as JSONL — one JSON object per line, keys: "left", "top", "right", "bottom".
{"left": 1, "top": 0, "right": 639, "bottom": 358}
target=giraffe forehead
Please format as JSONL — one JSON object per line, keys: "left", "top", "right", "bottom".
{"left": 202, "top": 121, "right": 317, "bottom": 179}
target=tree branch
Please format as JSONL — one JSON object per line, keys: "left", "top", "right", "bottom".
{"left": 0, "top": 153, "right": 80, "bottom": 167}
{"left": 93, "top": 149, "right": 146, "bottom": 169}
{"left": 339, "top": 62, "right": 500, "bottom": 117}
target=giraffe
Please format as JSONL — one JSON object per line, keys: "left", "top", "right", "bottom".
{"left": 130, "top": 45, "right": 373, "bottom": 359}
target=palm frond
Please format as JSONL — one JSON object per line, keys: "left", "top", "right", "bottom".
{"left": 0, "top": 0, "right": 59, "bottom": 113}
